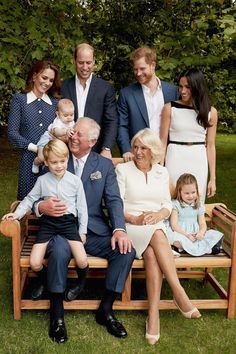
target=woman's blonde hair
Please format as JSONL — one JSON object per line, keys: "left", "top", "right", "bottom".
{"left": 131, "top": 128, "right": 163, "bottom": 164}
{"left": 173, "top": 173, "right": 200, "bottom": 209}
{"left": 43, "top": 139, "right": 69, "bottom": 161}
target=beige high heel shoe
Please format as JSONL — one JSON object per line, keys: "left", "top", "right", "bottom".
{"left": 145, "top": 318, "right": 160, "bottom": 345}
{"left": 173, "top": 298, "right": 201, "bottom": 319}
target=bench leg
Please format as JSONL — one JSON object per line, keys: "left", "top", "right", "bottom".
{"left": 12, "top": 237, "right": 21, "bottom": 320}
{"left": 227, "top": 267, "right": 236, "bottom": 319}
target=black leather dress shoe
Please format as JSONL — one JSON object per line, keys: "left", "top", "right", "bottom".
{"left": 31, "top": 284, "right": 45, "bottom": 300}
{"left": 95, "top": 310, "right": 127, "bottom": 338}
{"left": 49, "top": 318, "right": 68, "bottom": 344}
{"left": 64, "top": 285, "right": 82, "bottom": 302}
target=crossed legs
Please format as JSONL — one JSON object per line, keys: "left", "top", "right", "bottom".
{"left": 149, "top": 230, "right": 200, "bottom": 313}
{"left": 143, "top": 246, "right": 162, "bottom": 337}
{"left": 143, "top": 230, "right": 201, "bottom": 340}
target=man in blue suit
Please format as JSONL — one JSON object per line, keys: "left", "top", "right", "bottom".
{"left": 36, "top": 118, "right": 135, "bottom": 343}
{"left": 117, "top": 47, "right": 179, "bottom": 161}
{"left": 61, "top": 43, "right": 117, "bottom": 159}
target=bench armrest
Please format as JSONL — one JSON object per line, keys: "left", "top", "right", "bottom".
{"left": 0, "top": 219, "right": 21, "bottom": 239}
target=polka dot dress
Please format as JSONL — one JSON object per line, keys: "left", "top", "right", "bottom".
{"left": 8, "top": 93, "right": 58, "bottom": 200}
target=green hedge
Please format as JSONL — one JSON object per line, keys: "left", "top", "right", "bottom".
{"left": 0, "top": 0, "right": 235, "bottom": 132}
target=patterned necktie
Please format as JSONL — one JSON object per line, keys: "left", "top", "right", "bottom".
{"left": 75, "top": 159, "right": 83, "bottom": 178}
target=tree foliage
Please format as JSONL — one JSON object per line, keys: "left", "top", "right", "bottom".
{"left": 0, "top": 0, "right": 235, "bottom": 131}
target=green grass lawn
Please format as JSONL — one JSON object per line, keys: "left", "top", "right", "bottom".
{"left": 0, "top": 131, "right": 236, "bottom": 353}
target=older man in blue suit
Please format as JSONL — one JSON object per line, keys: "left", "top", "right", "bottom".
{"left": 117, "top": 47, "right": 178, "bottom": 161}
{"left": 36, "top": 118, "right": 135, "bottom": 343}
{"left": 61, "top": 43, "right": 117, "bottom": 159}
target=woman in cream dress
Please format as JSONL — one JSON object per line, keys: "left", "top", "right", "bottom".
{"left": 160, "top": 69, "right": 218, "bottom": 202}
{"left": 116, "top": 128, "right": 201, "bottom": 346}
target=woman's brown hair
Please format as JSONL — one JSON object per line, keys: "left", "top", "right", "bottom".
{"left": 24, "top": 60, "right": 61, "bottom": 98}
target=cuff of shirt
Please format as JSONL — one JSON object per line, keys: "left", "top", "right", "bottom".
{"left": 112, "top": 228, "right": 126, "bottom": 234}
{"left": 34, "top": 201, "right": 43, "bottom": 218}
{"left": 28, "top": 143, "right": 38, "bottom": 153}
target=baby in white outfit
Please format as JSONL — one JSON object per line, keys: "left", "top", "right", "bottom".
{"left": 32, "top": 98, "right": 75, "bottom": 173}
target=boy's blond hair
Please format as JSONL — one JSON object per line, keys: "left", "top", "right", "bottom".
{"left": 43, "top": 139, "right": 69, "bottom": 161}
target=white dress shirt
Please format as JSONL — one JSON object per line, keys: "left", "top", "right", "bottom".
{"left": 73, "top": 153, "right": 89, "bottom": 177}
{"left": 142, "top": 77, "right": 164, "bottom": 136}
{"left": 75, "top": 74, "right": 93, "bottom": 117}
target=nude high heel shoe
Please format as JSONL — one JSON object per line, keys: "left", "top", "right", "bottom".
{"left": 145, "top": 318, "right": 160, "bottom": 345}
{"left": 173, "top": 298, "right": 201, "bottom": 319}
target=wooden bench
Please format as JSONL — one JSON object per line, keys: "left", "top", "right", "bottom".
{"left": 1, "top": 200, "right": 236, "bottom": 320}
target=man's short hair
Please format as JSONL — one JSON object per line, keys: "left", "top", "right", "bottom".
{"left": 130, "top": 47, "right": 156, "bottom": 66}
{"left": 74, "top": 43, "right": 95, "bottom": 61}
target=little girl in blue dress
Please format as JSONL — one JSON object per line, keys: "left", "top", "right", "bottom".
{"left": 166, "top": 173, "right": 223, "bottom": 256}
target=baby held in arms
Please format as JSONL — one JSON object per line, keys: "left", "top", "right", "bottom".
{"left": 32, "top": 98, "right": 75, "bottom": 173}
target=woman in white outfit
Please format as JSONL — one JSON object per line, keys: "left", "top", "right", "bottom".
{"left": 160, "top": 69, "right": 218, "bottom": 201}
{"left": 116, "top": 128, "right": 201, "bottom": 346}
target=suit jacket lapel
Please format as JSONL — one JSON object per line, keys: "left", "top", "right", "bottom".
{"left": 84, "top": 76, "right": 96, "bottom": 116}
{"left": 81, "top": 151, "right": 97, "bottom": 184}
{"left": 69, "top": 76, "right": 79, "bottom": 120}
{"left": 68, "top": 153, "right": 75, "bottom": 174}
{"left": 133, "top": 83, "right": 149, "bottom": 126}
{"left": 161, "top": 80, "right": 178, "bottom": 103}
{"left": 68, "top": 151, "right": 97, "bottom": 182}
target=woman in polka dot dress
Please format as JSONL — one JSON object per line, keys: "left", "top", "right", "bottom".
{"left": 8, "top": 60, "right": 61, "bottom": 200}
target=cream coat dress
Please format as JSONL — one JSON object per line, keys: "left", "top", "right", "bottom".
{"left": 116, "top": 161, "right": 172, "bottom": 258}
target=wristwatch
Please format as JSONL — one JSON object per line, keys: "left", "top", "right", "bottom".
{"left": 102, "top": 147, "right": 111, "bottom": 151}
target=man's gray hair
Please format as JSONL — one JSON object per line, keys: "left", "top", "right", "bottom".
{"left": 77, "top": 117, "right": 101, "bottom": 140}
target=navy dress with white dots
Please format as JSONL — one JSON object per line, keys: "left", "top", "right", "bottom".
{"left": 8, "top": 93, "right": 58, "bottom": 200}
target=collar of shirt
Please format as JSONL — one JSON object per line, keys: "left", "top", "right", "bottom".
{"left": 27, "top": 91, "right": 52, "bottom": 105}
{"left": 141, "top": 77, "right": 162, "bottom": 94}
{"left": 75, "top": 73, "right": 93, "bottom": 90}
{"left": 72, "top": 152, "right": 89, "bottom": 171}
{"left": 180, "top": 201, "right": 195, "bottom": 208}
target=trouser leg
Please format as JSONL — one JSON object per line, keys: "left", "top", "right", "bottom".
{"left": 46, "top": 235, "right": 71, "bottom": 293}
{"left": 50, "top": 292, "right": 64, "bottom": 321}
{"left": 85, "top": 234, "right": 136, "bottom": 294}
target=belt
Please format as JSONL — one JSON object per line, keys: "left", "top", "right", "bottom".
{"left": 168, "top": 141, "right": 205, "bottom": 146}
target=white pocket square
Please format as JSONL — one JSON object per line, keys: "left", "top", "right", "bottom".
{"left": 90, "top": 171, "right": 102, "bottom": 180}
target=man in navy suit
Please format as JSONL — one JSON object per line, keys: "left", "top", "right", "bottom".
{"left": 117, "top": 47, "right": 179, "bottom": 161}
{"left": 36, "top": 118, "right": 135, "bottom": 343}
{"left": 61, "top": 43, "right": 117, "bottom": 159}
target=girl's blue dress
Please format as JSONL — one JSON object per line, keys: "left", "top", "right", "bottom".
{"left": 166, "top": 200, "right": 223, "bottom": 256}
